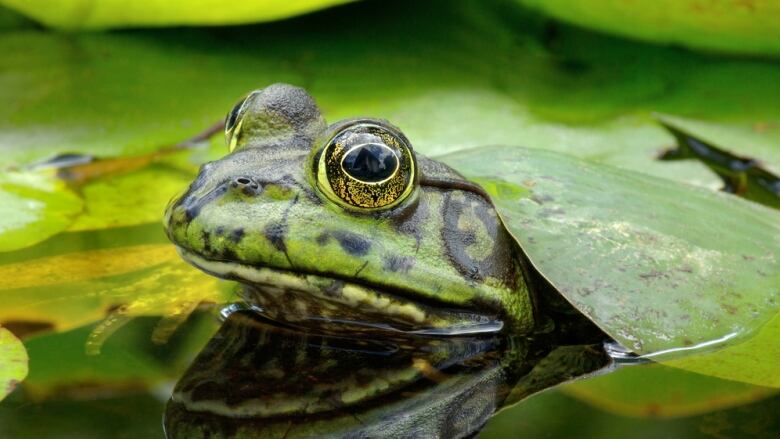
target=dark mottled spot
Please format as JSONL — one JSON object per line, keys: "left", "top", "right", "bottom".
{"left": 384, "top": 255, "right": 415, "bottom": 273}
{"left": 229, "top": 228, "right": 245, "bottom": 244}
{"left": 682, "top": 338, "right": 694, "bottom": 346}
{"left": 316, "top": 233, "right": 330, "bottom": 246}
{"left": 215, "top": 226, "right": 225, "bottom": 236}
{"left": 331, "top": 231, "right": 371, "bottom": 256}
{"left": 264, "top": 222, "right": 288, "bottom": 252}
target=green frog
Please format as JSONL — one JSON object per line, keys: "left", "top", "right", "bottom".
{"left": 164, "top": 83, "right": 540, "bottom": 336}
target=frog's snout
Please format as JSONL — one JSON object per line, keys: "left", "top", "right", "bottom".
{"left": 231, "top": 176, "right": 262, "bottom": 196}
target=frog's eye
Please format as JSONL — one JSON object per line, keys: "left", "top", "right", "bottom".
{"left": 314, "top": 121, "right": 417, "bottom": 211}
{"left": 224, "top": 91, "right": 259, "bottom": 152}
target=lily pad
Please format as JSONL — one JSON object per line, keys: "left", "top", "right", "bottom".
{"left": 0, "top": 171, "right": 82, "bottom": 252}
{"left": 516, "top": 0, "right": 780, "bottom": 56}
{"left": 68, "top": 160, "right": 198, "bottom": 232}
{"left": 0, "top": 0, "right": 355, "bottom": 29}
{"left": 0, "top": 224, "right": 234, "bottom": 340}
{"left": 0, "top": 326, "right": 27, "bottom": 401}
{"left": 440, "top": 146, "right": 780, "bottom": 385}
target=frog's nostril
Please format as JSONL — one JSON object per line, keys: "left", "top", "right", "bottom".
{"left": 231, "top": 176, "right": 262, "bottom": 196}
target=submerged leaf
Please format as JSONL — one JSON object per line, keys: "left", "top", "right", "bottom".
{"left": 0, "top": 326, "right": 27, "bottom": 401}
{"left": 564, "top": 363, "right": 777, "bottom": 418}
{"left": 665, "top": 311, "right": 780, "bottom": 388}
{"left": 441, "top": 146, "right": 780, "bottom": 385}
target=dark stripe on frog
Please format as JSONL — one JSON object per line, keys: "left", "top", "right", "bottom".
{"left": 262, "top": 195, "right": 299, "bottom": 266}
{"left": 316, "top": 231, "right": 372, "bottom": 257}
{"left": 332, "top": 231, "right": 371, "bottom": 256}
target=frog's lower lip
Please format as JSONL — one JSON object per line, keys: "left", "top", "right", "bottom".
{"left": 176, "top": 247, "right": 503, "bottom": 336}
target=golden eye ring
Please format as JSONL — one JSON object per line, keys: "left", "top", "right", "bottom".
{"left": 314, "top": 120, "right": 417, "bottom": 211}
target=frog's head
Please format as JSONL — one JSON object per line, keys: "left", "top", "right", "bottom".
{"left": 165, "top": 84, "right": 533, "bottom": 335}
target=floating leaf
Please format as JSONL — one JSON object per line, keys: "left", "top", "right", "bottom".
{"left": 0, "top": 171, "right": 82, "bottom": 252}
{"left": 0, "top": 326, "right": 27, "bottom": 401}
{"left": 0, "top": 0, "right": 355, "bottom": 29}
{"left": 441, "top": 146, "right": 780, "bottom": 386}
{"left": 68, "top": 162, "right": 197, "bottom": 232}
{"left": 0, "top": 225, "right": 235, "bottom": 339}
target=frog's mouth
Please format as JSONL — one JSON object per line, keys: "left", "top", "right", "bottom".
{"left": 177, "top": 247, "right": 503, "bottom": 336}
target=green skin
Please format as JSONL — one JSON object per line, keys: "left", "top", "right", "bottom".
{"left": 164, "top": 84, "right": 534, "bottom": 335}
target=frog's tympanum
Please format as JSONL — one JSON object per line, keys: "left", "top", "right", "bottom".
{"left": 165, "top": 83, "right": 542, "bottom": 336}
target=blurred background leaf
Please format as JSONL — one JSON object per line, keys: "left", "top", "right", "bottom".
{"left": 0, "top": 0, "right": 355, "bottom": 30}
{"left": 516, "top": 0, "right": 780, "bottom": 56}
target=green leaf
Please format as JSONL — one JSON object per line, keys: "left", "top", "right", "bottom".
{"left": 0, "top": 171, "right": 82, "bottom": 252}
{"left": 563, "top": 363, "right": 777, "bottom": 418}
{"left": 516, "top": 0, "right": 780, "bottom": 56}
{"left": 482, "top": 388, "right": 780, "bottom": 439}
{"left": 0, "top": 0, "right": 355, "bottom": 30}
{"left": 440, "top": 146, "right": 780, "bottom": 386}
{"left": 0, "top": 326, "right": 27, "bottom": 402}
{"left": 665, "top": 311, "right": 780, "bottom": 388}
{"left": 0, "top": 225, "right": 235, "bottom": 340}
{"left": 68, "top": 161, "right": 198, "bottom": 232}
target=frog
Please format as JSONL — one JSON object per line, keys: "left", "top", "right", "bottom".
{"left": 164, "top": 83, "right": 780, "bottom": 360}
{"left": 164, "top": 83, "right": 541, "bottom": 336}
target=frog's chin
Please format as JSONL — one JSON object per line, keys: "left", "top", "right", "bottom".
{"left": 176, "top": 247, "right": 503, "bottom": 336}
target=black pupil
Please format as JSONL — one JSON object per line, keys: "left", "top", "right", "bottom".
{"left": 342, "top": 143, "right": 399, "bottom": 182}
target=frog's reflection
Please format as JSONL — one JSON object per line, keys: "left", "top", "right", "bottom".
{"left": 164, "top": 311, "right": 610, "bottom": 438}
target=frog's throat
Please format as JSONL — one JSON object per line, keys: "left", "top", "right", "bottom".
{"left": 176, "top": 247, "right": 503, "bottom": 336}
